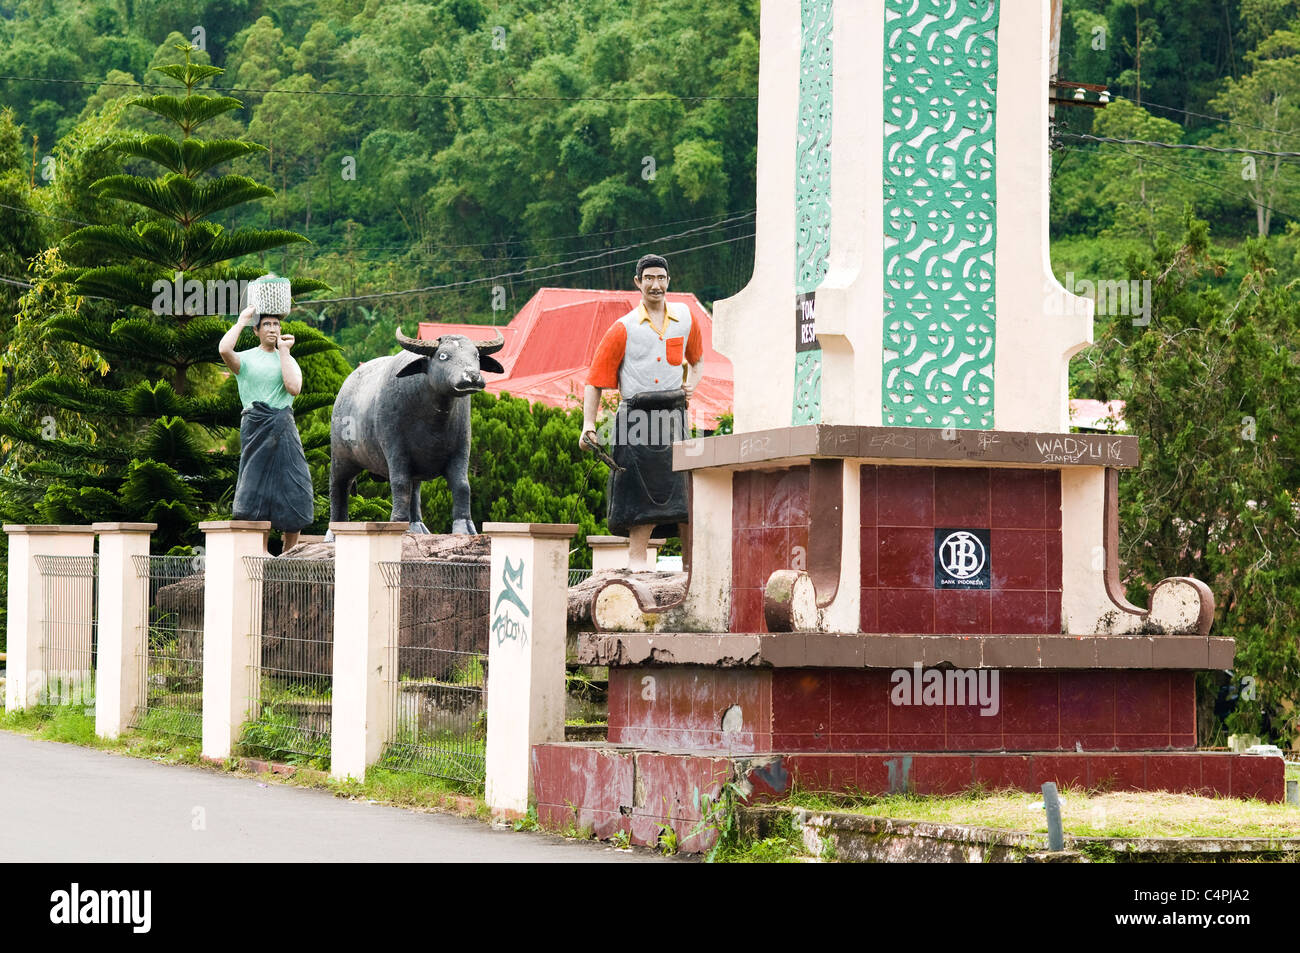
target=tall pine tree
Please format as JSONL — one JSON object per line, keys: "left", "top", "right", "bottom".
{"left": 0, "top": 47, "right": 339, "bottom": 549}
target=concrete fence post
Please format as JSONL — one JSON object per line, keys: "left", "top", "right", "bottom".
{"left": 588, "top": 535, "right": 666, "bottom": 571}
{"left": 3, "top": 525, "right": 96, "bottom": 711}
{"left": 330, "top": 521, "right": 407, "bottom": 782}
{"left": 92, "top": 523, "right": 156, "bottom": 738}
{"left": 483, "top": 522, "right": 577, "bottom": 815}
{"left": 200, "top": 520, "right": 269, "bottom": 760}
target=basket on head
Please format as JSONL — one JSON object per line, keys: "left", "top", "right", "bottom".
{"left": 249, "top": 273, "right": 292, "bottom": 316}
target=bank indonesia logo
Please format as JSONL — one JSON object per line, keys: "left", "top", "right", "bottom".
{"left": 934, "top": 529, "right": 990, "bottom": 589}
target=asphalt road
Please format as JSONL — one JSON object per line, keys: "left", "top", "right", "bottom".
{"left": 0, "top": 731, "right": 661, "bottom": 863}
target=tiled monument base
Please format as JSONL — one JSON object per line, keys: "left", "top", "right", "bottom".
{"left": 606, "top": 666, "right": 1201, "bottom": 753}
{"left": 531, "top": 744, "right": 1285, "bottom": 852}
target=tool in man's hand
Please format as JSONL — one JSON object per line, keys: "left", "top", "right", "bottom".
{"left": 581, "top": 431, "right": 624, "bottom": 472}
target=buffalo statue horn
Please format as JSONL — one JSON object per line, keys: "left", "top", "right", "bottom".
{"left": 395, "top": 326, "right": 506, "bottom": 357}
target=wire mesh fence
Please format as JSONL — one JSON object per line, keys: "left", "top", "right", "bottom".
{"left": 130, "top": 554, "right": 204, "bottom": 737}
{"left": 378, "top": 560, "right": 490, "bottom": 785}
{"left": 568, "top": 568, "right": 593, "bottom": 586}
{"left": 33, "top": 554, "right": 98, "bottom": 711}
{"left": 239, "top": 556, "right": 335, "bottom": 766}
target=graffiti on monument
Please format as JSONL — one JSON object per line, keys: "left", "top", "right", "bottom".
{"left": 491, "top": 556, "right": 531, "bottom": 648}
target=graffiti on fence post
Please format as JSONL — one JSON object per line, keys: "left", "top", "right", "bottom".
{"left": 491, "top": 557, "right": 530, "bottom": 649}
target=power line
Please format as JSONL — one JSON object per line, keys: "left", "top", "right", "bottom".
{"left": 0, "top": 276, "right": 34, "bottom": 289}
{"left": 0, "top": 202, "right": 93, "bottom": 227}
{"left": 295, "top": 232, "right": 755, "bottom": 305}
{"left": 291, "top": 210, "right": 756, "bottom": 256}
{"left": 1060, "top": 143, "right": 1300, "bottom": 223}
{"left": 292, "top": 216, "right": 756, "bottom": 263}
{"left": 0, "top": 74, "right": 756, "bottom": 103}
{"left": 1061, "top": 132, "right": 1300, "bottom": 159}
{"left": 1140, "top": 98, "right": 1300, "bottom": 146}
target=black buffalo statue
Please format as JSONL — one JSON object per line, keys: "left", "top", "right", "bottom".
{"left": 327, "top": 326, "right": 505, "bottom": 536}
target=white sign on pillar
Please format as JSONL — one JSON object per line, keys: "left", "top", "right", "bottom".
{"left": 483, "top": 522, "right": 576, "bottom": 815}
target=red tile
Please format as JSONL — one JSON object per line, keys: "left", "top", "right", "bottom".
{"left": 878, "top": 465, "right": 934, "bottom": 527}
{"left": 1143, "top": 754, "right": 1202, "bottom": 794}
{"left": 946, "top": 733, "right": 1004, "bottom": 751}
{"left": 773, "top": 732, "right": 830, "bottom": 752}
{"left": 992, "top": 469, "right": 1045, "bottom": 529}
{"left": 1044, "top": 469, "right": 1061, "bottom": 529}
{"left": 992, "top": 589, "right": 1050, "bottom": 634}
{"left": 934, "top": 466, "right": 991, "bottom": 526}
{"left": 759, "top": 526, "right": 790, "bottom": 585}
{"left": 859, "top": 527, "right": 878, "bottom": 588}
{"left": 626, "top": 668, "right": 658, "bottom": 728}
{"left": 1045, "top": 532, "right": 1062, "bottom": 590}
{"left": 910, "top": 755, "right": 974, "bottom": 795}
{"left": 730, "top": 587, "right": 762, "bottom": 633}
{"left": 973, "top": 755, "right": 1034, "bottom": 792}
{"left": 1200, "top": 754, "right": 1232, "bottom": 796}
{"left": 1045, "top": 594, "right": 1061, "bottom": 634}
{"left": 607, "top": 669, "right": 630, "bottom": 729}
{"left": 886, "top": 733, "right": 946, "bottom": 752}
{"left": 1170, "top": 673, "right": 1196, "bottom": 734}
{"left": 888, "top": 678, "right": 946, "bottom": 732}
{"left": 789, "top": 525, "right": 809, "bottom": 572}
{"left": 759, "top": 471, "right": 788, "bottom": 527}
{"left": 1031, "top": 754, "right": 1088, "bottom": 790}
{"left": 1060, "top": 672, "right": 1115, "bottom": 734}
{"left": 829, "top": 669, "right": 892, "bottom": 734}
{"left": 1115, "top": 733, "right": 1173, "bottom": 749}
{"left": 1004, "top": 733, "right": 1062, "bottom": 751}
{"left": 787, "top": 754, "right": 857, "bottom": 793}
{"left": 991, "top": 529, "right": 1046, "bottom": 590}
{"left": 1066, "top": 734, "right": 1119, "bottom": 752}
{"left": 732, "top": 471, "right": 753, "bottom": 530}
{"left": 878, "top": 588, "right": 934, "bottom": 633}
{"left": 665, "top": 670, "right": 698, "bottom": 727}
{"left": 934, "top": 588, "right": 991, "bottom": 634}
{"left": 878, "top": 527, "right": 934, "bottom": 588}
{"left": 772, "top": 670, "right": 830, "bottom": 733}
{"left": 1002, "top": 671, "right": 1060, "bottom": 733}
{"left": 1172, "top": 734, "right": 1197, "bottom": 750}
{"left": 945, "top": 679, "right": 1005, "bottom": 734}
{"left": 768, "top": 467, "right": 810, "bottom": 527}
{"left": 732, "top": 528, "right": 759, "bottom": 589}
{"left": 830, "top": 733, "right": 890, "bottom": 751}
{"left": 1087, "top": 754, "right": 1146, "bottom": 791}
{"left": 856, "top": 755, "right": 892, "bottom": 795}
{"left": 1116, "top": 670, "right": 1170, "bottom": 734}
{"left": 859, "top": 588, "right": 879, "bottom": 632}
{"left": 1231, "top": 755, "right": 1284, "bottom": 801}
{"left": 859, "top": 465, "right": 877, "bottom": 527}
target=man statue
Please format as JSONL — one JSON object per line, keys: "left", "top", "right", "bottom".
{"left": 218, "top": 295, "right": 315, "bottom": 551}
{"left": 580, "top": 254, "right": 704, "bottom": 570}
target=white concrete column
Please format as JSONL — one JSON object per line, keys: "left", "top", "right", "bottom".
{"left": 329, "top": 521, "right": 406, "bottom": 782}
{"left": 92, "top": 523, "right": 156, "bottom": 738}
{"left": 484, "top": 522, "right": 577, "bottom": 815}
{"left": 679, "top": 468, "right": 733, "bottom": 630}
{"left": 3, "top": 525, "right": 96, "bottom": 711}
{"left": 200, "top": 520, "right": 269, "bottom": 759}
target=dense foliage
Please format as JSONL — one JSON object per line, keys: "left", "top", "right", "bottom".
{"left": 0, "top": 0, "right": 1298, "bottom": 744}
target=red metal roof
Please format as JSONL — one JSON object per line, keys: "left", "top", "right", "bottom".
{"left": 417, "top": 288, "right": 734, "bottom": 429}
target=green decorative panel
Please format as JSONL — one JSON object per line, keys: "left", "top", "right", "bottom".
{"left": 882, "top": 0, "right": 998, "bottom": 429}
{"left": 793, "top": 0, "right": 832, "bottom": 427}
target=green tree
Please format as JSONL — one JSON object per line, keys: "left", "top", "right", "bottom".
{"left": 1208, "top": 29, "right": 1300, "bottom": 238}
{"left": 1090, "top": 98, "right": 1188, "bottom": 249}
{"left": 1078, "top": 214, "right": 1300, "bottom": 747}
{"left": 0, "top": 47, "right": 335, "bottom": 549}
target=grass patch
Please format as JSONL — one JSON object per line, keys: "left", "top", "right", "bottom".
{"left": 0, "top": 704, "right": 202, "bottom": 765}
{"left": 785, "top": 787, "right": 1300, "bottom": 839}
